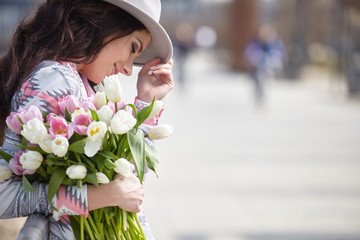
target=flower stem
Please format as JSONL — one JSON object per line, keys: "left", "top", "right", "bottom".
{"left": 84, "top": 217, "right": 96, "bottom": 240}
{"left": 134, "top": 213, "right": 146, "bottom": 239}
{"left": 111, "top": 218, "right": 121, "bottom": 240}
{"left": 122, "top": 210, "right": 128, "bottom": 231}
{"left": 80, "top": 216, "right": 84, "bottom": 240}
{"left": 87, "top": 213, "right": 100, "bottom": 238}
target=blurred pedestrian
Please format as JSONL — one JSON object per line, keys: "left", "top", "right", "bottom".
{"left": 244, "top": 24, "right": 287, "bottom": 105}
{"left": 172, "top": 23, "right": 195, "bottom": 88}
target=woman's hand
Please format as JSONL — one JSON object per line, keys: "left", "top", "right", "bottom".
{"left": 88, "top": 171, "right": 144, "bottom": 213}
{"left": 137, "top": 58, "right": 174, "bottom": 103}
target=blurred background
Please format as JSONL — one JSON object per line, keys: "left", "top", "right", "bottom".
{"left": 1, "top": 0, "right": 360, "bottom": 239}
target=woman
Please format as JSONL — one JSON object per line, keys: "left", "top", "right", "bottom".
{"left": 0, "top": 0, "right": 173, "bottom": 239}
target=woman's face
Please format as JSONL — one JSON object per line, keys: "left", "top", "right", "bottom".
{"left": 78, "top": 30, "right": 151, "bottom": 84}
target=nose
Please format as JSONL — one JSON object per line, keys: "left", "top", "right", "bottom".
{"left": 120, "top": 62, "right": 132, "bottom": 76}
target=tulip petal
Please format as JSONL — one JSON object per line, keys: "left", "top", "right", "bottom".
{"left": 84, "top": 139, "right": 102, "bottom": 157}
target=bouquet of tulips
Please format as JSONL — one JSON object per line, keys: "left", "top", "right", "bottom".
{"left": 0, "top": 74, "right": 173, "bottom": 240}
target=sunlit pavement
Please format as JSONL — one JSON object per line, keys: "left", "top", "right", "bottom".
{"left": 142, "top": 50, "right": 360, "bottom": 240}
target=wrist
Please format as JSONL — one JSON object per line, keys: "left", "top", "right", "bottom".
{"left": 137, "top": 91, "right": 155, "bottom": 103}
{"left": 87, "top": 182, "right": 115, "bottom": 211}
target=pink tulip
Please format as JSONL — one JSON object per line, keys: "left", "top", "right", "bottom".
{"left": 8, "top": 151, "right": 36, "bottom": 175}
{"left": 79, "top": 99, "right": 96, "bottom": 112}
{"left": 46, "top": 113, "right": 57, "bottom": 124}
{"left": 49, "top": 117, "right": 74, "bottom": 139}
{"left": 6, "top": 112, "right": 22, "bottom": 134}
{"left": 58, "top": 95, "right": 80, "bottom": 115}
{"left": 6, "top": 106, "right": 43, "bottom": 134}
{"left": 108, "top": 99, "right": 127, "bottom": 114}
{"left": 71, "top": 114, "right": 92, "bottom": 135}
{"left": 21, "top": 105, "right": 43, "bottom": 123}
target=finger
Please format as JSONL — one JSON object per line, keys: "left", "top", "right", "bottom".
{"left": 168, "top": 59, "right": 174, "bottom": 66}
{"left": 144, "top": 58, "right": 162, "bottom": 70}
{"left": 150, "top": 63, "right": 172, "bottom": 71}
{"left": 152, "top": 68, "right": 172, "bottom": 77}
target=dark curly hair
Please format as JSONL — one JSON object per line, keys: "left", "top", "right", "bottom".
{"left": 0, "top": 0, "right": 146, "bottom": 144}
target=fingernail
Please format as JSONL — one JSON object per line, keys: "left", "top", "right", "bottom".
{"left": 150, "top": 66, "right": 156, "bottom": 70}
{"left": 148, "top": 70, "right": 153, "bottom": 75}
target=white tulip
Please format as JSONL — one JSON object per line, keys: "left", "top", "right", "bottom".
{"left": 39, "top": 134, "right": 53, "bottom": 153}
{"left": 147, "top": 100, "right": 164, "bottom": 119}
{"left": 66, "top": 165, "right": 87, "bottom": 180}
{"left": 96, "top": 172, "right": 110, "bottom": 184}
{"left": 19, "top": 151, "right": 43, "bottom": 170}
{"left": 94, "top": 91, "right": 107, "bottom": 109}
{"left": 51, "top": 136, "right": 69, "bottom": 157}
{"left": 103, "top": 75, "right": 122, "bottom": 103}
{"left": 0, "top": 166, "right": 13, "bottom": 180}
{"left": 110, "top": 110, "right": 137, "bottom": 134}
{"left": 96, "top": 105, "right": 113, "bottom": 126}
{"left": 114, "top": 158, "right": 133, "bottom": 177}
{"left": 84, "top": 121, "right": 107, "bottom": 157}
{"left": 148, "top": 124, "right": 174, "bottom": 140}
{"left": 21, "top": 118, "right": 47, "bottom": 144}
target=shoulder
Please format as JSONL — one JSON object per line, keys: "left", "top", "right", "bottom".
{"left": 29, "top": 61, "right": 82, "bottom": 94}
{"left": 16, "top": 61, "right": 84, "bottom": 114}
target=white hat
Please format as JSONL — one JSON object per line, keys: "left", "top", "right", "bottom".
{"left": 103, "top": 0, "right": 173, "bottom": 66}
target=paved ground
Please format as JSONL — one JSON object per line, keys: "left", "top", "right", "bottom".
{"left": 1, "top": 50, "right": 360, "bottom": 240}
{"left": 141, "top": 50, "right": 360, "bottom": 240}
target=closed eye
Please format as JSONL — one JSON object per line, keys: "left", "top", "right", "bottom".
{"left": 131, "top": 43, "right": 136, "bottom": 53}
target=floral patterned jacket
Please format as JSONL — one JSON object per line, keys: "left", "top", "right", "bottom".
{"left": 0, "top": 61, "right": 157, "bottom": 239}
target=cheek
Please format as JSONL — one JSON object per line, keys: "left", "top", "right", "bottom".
{"left": 81, "top": 61, "right": 111, "bottom": 84}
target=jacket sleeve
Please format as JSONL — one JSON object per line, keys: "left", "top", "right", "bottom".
{"left": 0, "top": 62, "right": 89, "bottom": 221}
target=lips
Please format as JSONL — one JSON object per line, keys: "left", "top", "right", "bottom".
{"left": 113, "top": 64, "right": 120, "bottom": 75}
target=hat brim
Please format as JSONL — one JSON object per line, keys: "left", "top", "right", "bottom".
{"left": 104, "top": 0, "right": 173, "bottom": 66}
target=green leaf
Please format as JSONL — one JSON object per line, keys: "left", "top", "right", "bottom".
{"left": 68, "top": 137, "right": 88, "bottom": 154}
{"left": 42, "top": 111, "right": 48, "bottom": 122}
{"left": 61, "top": 176, "right": 75, "bottom": 186}
{"left": 91, "top": 155, "right": 105, "bottom": 172}
{"left": 145, "top": 144, "right": 160, "bottom": 177}
{"left": 135, "top": 97, "right": 155, "bottom": 128}
{"left": 84, "top": 173, "right": 98, "bottom": 186}
{"left": 15, "top": 144, "right": 47, "bottom": 155}
{"left": 21, "top": 136, "right": 27, "bottom": 146}
{"left": 22, "top": 175, "right": 37, "bottom": 193}
{"left": 116, "top": 134, "right": 128, "bottom": 157}
{"left": 90, "top": 109, "right": 100, "bottom": 122}
{"left": 47, "top": 168, "right": 67, "bottom": 203}
{"left": 81, "top": 155, "right": 97, "bottom": 173}
{"left": 97, "top": 151, "right": 118, "bottom": 160}
{"left": 124, "top": 104, "right": 138, "bottom": 119}
{"left": 70, "top": 216, "right": 81, "bottom": 240}
{"left": 44, "top": 158, "right": 67, "bottom": 168}
{"left": 102, "top": 131, "right": 110, "bottom": 151}
{"left": 0, "top": 149, "right": 13, "bottom": 162}
{"left": 65, "top": 107, "right": 72, "bottom": 122}
{"left": 127, "top": 129, "right": 145, "bottom": 183}
{"left": 109, "top": 134, "right": 117, "bottom": 152}
{"left": 103, "top": 158, "right": 116, "bottom": 169}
